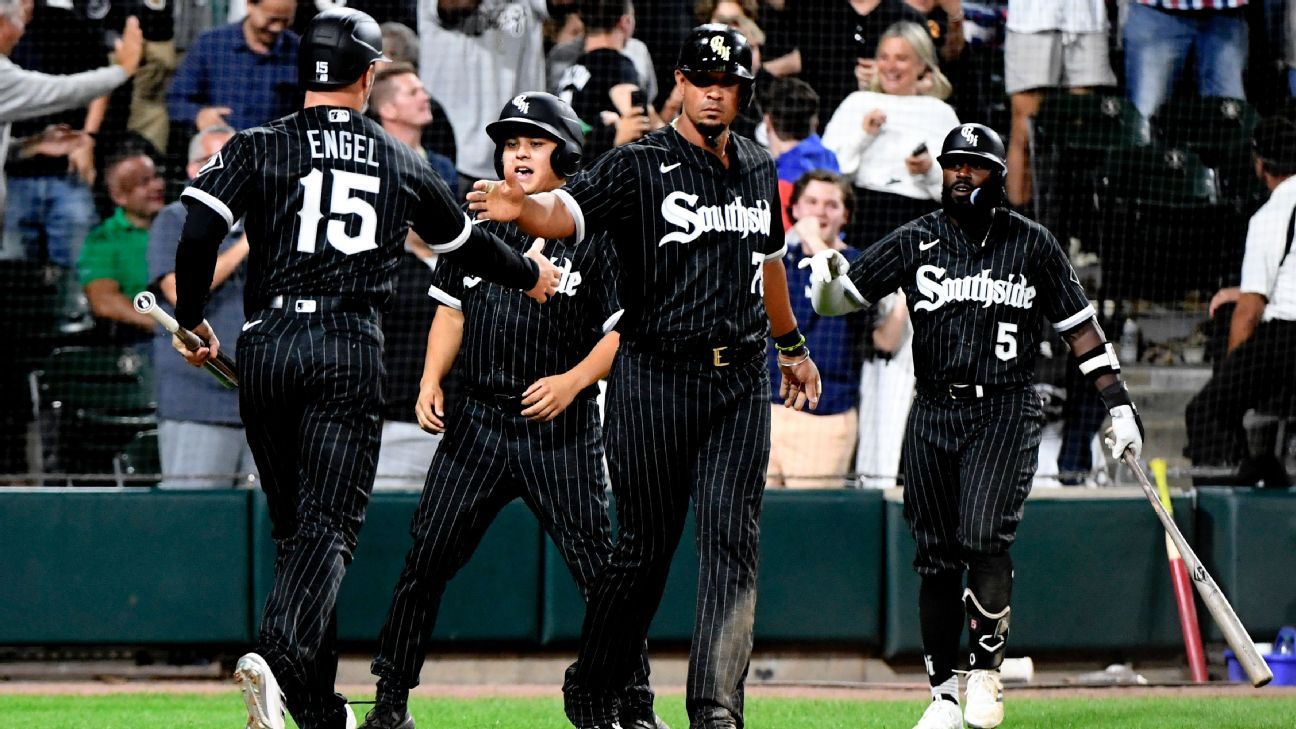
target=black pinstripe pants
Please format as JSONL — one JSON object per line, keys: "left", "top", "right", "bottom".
{"left": 902, "top": 387, "right": 1043, "bottom": 575}
{"left": 238, "top": 311, "right": 385, "bottom": 729}
{"left": 565, "top": 350, "right": 771, "bottom": 729}
{"left": 371, "top": 394, "right": 654, "bottom": 710}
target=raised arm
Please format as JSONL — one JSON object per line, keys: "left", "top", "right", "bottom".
{"left": 466, "top": 170, "right": 578, "bottom": 240}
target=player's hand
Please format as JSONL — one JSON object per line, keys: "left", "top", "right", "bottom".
{"left": 797, "top": 249, "right": 849, "bottom": 283}
{"left": 173, "top": 320, "right": 220, "bottom": 367}
{"left": 521, "top": 373, "right": 579, "bottom": 422}
{"left": 862, "top": 108, "right": 886, "bottom": 136}
{"left": 467, "top": 169, "right": 525, "bottom": 222}
{"left": 524, "top": 238, "right": 561, "bottom": 303}
{"left": 115, "top": 17, "right": 144, "bottom": 77}
{"left": 415, "top": 379, "right": 447, "bottom": 434}
{"left": 906, "top": 151, "right": 933, "bottom": 176}
{"left": 778, "top": 353, "right": 821, "bottom": 411}
{"left": 1107, "top": 405, "right": 1145, "bottom": 460}
{"left": 196, "top": 106, "right": 233, "bottom": 131}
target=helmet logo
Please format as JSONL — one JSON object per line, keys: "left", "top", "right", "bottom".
{"left": 512, "top": 94, "right": 530, "bottom": 114}
{"left": 710, "top": 35, "right": 731, "bottom": 61}
{"left": 960, "top": 124, "right": 978, "bottom": 145}
{"left": 316, "top": 61, "right": 329, "bottom": 82}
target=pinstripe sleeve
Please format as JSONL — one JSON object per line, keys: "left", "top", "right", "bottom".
{"left": 428, "top": 253, "right": 468, "bottom": 311}
{"left": 556, "top": 148, "right": 634, "bottom": 243}
{"left": 847, "top": 226, "right": 906, "bottom": 303}
{"left": 1034, "top": 225, "right": 1095, "bottom": 331}
{"left": 762, "top": 167, "right": 787, "bottom": 260}
{"left": 181, "top": 131, "right": 256, "bottom": 228}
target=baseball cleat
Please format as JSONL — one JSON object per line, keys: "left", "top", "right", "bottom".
{"left": 912, "top": 699, "right": 962, "bottom": 729}
{"left": 344, "top": 704, "right": 357, "bottom": 729}
{"left": 620, "top": 710, "right": 670, "bottom": 729}
{"left": 964, "top": 669, "right": 1005, "bottom": 728}
{"left": 359, "top": 703, "right": 415, "bottom": 729}
{"left": 234, "top": 653, "right": 285, "bottom": 729}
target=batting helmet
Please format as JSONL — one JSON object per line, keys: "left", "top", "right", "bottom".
{"left": 486, "top": 92, "right": 585, "bottom": 179}
{"left": 676, "top": 24, "right": 755, "bottom": 107}
{"left": 298, "top": 8, "right": 390, "bottom": 92}
{"left": 937, "top": 123, "right": 1007, "bottom": 174}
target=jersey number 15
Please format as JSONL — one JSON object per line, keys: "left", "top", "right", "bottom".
{"left": 297, "top": 169, "right": 381, "bottom": 255}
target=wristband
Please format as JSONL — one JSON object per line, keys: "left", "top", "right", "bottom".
{"left": 1099, "top": 381, "right": 1133, "bottom": 411}
{"left": 773, "top": 329, "right": 807, "bottom": 356}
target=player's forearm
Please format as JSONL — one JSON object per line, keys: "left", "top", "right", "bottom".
{"left": 517, "top": 192, "right": 577, "bottom": 240}
{"left": 174, "top": 200, "right": 229, "bottom": 329}
{"left": 564, "top": 331, "right": 620, "bottom": 389}
{"left": 443, "top": 226, "right": 541, "bottom": 292}
{"left": 1227, "top": 294, "right": 1265, "bottom": 353}
{"left": 1064, "top": 318, "right": 1129, "bottom": 402}
{"left": 422, "top": 307, "right": 464, "bottom": 388}
{"left": 762, "top": 260, "right": 798, "bottom": 337}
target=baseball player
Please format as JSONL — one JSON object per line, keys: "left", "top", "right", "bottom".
{"left": 170, "top": 10, "right": 560, "bottom": 729}
{"left": 471, "top": 24, "right": 821, "bottom": 729}
{"left": 804, "top": 123, "right": 1144, "bottom": 729}
{"left": 358, "top": 92, "right": 662, "bottom": 729}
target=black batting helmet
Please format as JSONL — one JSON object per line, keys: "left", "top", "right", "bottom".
{"left": 299, "top": 8, "right": 390, "bottom": 92}
{"left": 486, "top": 92, "right": 585, "bottom": 179}
{"left": 676, "top": 24, "right": 755, "bottom": 107}
{"left": 937, "top": 123, "right": 1007, "bottom": 174}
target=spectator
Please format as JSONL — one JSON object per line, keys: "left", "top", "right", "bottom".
{"left": 1003, "top": 0, "right": 1115, "bottom": 207}
{"left": 547, "top": 4, "right": 659, "bottom": 113}
{"left": 821, "top": 20, "right": 958, "bottom": 246}
{"left": 0, "top": 4, "right": 142, "bottom": 245}
{"left": 78, "top": 148, "right": 165, "bottom": 338}
{"left": 764, "top": 0, "right": 925, "bottom": 123}
{"left": 854, "top": 290, "right": 914, "bottom": 488}
{"left": 1185, "top": 113, "right": 1296, "bottom": 488}
{"left": 765, "top": 76, "right": 840, "bottom": 230}
{"left": 369, "top": 61, "right": 454, "bottom": 489}
{"left": 1123, "top": 0, "right": 1249, "bottom": 122}
{"left": 380, "top": 20, "right": 420, "bottom": 65}
{"left": 904, "top": 0, "right": 966, "bottom": 63}
{"left": 167, "top": 0, "right": 300, "bottom": 132}
{"left": 372, "top": 22, "right": 461, "bottom": 170}
{"left": 555, "top": 0, "right": 656, "bottom": 159}
{"left": 417, "top": 0, "right": 549, "bottom": 189}
{"left": 767, "top": 170, "right": 870, "bottom": 488}
{"left": 368, "top": 62, "right": 458, "bottom": 187}
{"left": 148, "top": 124, "right": 256, "bottom": 489}
{"left": 4, "top": 0, "right": 112, "bottom": 269}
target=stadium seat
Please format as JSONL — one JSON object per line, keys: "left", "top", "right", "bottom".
{"left": 1029, "top": 92, "right": 1150, "bottom": 247}
{"left": 1091, "top": 146, "right": 1244, "bottom": 301}
{"left": 0, "top": 261, "right": 95, "bottom": 371}
{"left": 1151, "top": 96, "right": 1265, "bottom": 212}
{"left": 30, "top": 346, "right": 157, "bottom": 482}
{"left": 113, "top": 429, "right": 160, "bottom": 488}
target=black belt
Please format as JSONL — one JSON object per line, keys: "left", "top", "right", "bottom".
{"left": 625, "top": 339, "right": 765, "bottom": 368}
{"left": 261, "top": 294, "right": 377, "bottom": 315}
{"left": 920, "top": 382, "right": 1025, "bottom": 401}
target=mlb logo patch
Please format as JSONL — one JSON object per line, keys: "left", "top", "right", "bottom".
{"left": 328, "top": 109, "right": 350, "bottom": 123}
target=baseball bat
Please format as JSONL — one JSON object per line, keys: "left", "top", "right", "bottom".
{"left": 133, "top": 291, "right": 239, "bottom": 390}
{"left": 1150, "top": 458, "right": 1208, "bottom": 682}
{"left": 1119, "top": 451, "right": 1271, "bottom": 686}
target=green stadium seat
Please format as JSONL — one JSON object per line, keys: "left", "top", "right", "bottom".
{"left": 1151, "top": 96, "right": 1264, "bottom": 211}
{"left": 113, "top": 429, "right": 160, "bottom": 488}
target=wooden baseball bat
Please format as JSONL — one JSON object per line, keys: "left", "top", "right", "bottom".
{"left": 1150, "top": 458, "right": 1208, "bottom": 682}
{"left": 1120, "top": 452, "right": 1271, "bottom": 686}
{"left": 133, "top": 291, "right": 239, "bottom": 390}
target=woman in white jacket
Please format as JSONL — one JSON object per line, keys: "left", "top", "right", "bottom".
{"left": 822, "top": 21, "right": 959, "bottom": 247}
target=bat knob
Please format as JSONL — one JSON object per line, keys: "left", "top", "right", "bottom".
{"left": 133, "top": 291, "right": 155, "bottom": 314}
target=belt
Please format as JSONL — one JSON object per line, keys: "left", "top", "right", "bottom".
{"left": 466, "top": 386, "right": 526, "bottom": 414}
{"left": 263, "top": 294, "right": 376, "bottom": 315}
{"left": 625, "top": 339, "right": 765, "bottom": 368}
{"left": 921, "top": 382, "right": 1024, "bottom": 401}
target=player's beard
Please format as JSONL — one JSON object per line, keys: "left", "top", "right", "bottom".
{"left": 696, "top": 121, "right": 727, "bottom": 149}
{"left": 942, "top": 178, "right": 1002, "bottom": 225}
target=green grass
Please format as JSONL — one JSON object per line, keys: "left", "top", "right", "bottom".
{"left": 4, "top": 693, "right": 1295, "bottom": 728}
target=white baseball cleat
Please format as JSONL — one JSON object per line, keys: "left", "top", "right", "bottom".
{"left": 912, "top": 699, "right": 963, "bottom": 729}
{"left": 234, "top": 652, "right": 285, "bottom": 729}
{"left": 964, "top": 669, "right": 1005, "bottom": 728}
{"left": 344, "top": 704, "right": 357, "bottom": 729}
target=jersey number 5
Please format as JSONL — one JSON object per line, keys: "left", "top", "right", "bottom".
{"left": 995, "top": 322, "right": 1018, "bottom": 362}
{"left": 296, "top": 169, "right": 381, "bottom": 255}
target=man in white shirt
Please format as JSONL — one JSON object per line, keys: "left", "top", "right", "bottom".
{"left": 1186, "top": 113, "right": 1296, "bottom": 488}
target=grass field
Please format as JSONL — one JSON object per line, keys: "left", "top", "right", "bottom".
{"left": 5, "top": 692, "right": 1296, "bottom": 729}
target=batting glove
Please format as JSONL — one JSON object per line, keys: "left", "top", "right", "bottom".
{"left": 1108, "top": 404, "right": 1145, "bottom": 460}
{"left": 797, "top": 249, "right": 850, "bottom": 283}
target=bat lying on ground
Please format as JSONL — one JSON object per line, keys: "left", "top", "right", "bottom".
{"left": 133, "top": 291, "right": 239, "bottom": 390}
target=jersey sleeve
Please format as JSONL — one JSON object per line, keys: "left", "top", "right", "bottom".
{"left": 1034, "top": 226, "right": 1096, "bottom": 332}
{"left": 762, "top": 170, "right": 787, "bottom": 260}
{"left": 551, "top": 147, "right": 635, "bottom": 244}
{"left": 847, "top": 226, "right": 906, "bottom": 304}
{"left": 427, "top": 252, "right": 469, "bottom": 312}
{"left": 409, "top": 162, "right": 475, "bottom": 254}
{"left": 180, "top": 131, "right": 255, "bottom": 229}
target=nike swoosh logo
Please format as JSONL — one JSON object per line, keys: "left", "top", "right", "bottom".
{"left": 919, "top": 238, "right": 940, "bottom": 251}
{"left": 241, "top": 319, "right": 263, "bottom": 332}
{"left": 660, "top": 162, "right": 681, "bottom": 173}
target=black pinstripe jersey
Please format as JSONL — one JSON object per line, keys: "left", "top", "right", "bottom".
{"left": 181, "top": 105, "right": 472, "bottom": 312}
{"left": 428, "top": 220, "right": 621, "bottom": 399}
{"left": 555, "top": 126, "right": 786, "bottom": 348}
{"left": 847, "top": 209, "right": 1094, "bottom": 386}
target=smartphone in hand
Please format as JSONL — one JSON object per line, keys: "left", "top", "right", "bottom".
{"left": 911, "top": 142, "right": 928, "bottom": 157}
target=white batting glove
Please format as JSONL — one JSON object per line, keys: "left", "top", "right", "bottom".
{"left": 1109, "top": 404, "right": 1144, "bottom": 460}
{"left": 797, "top": 249, "right": 850, "bottom": 284}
